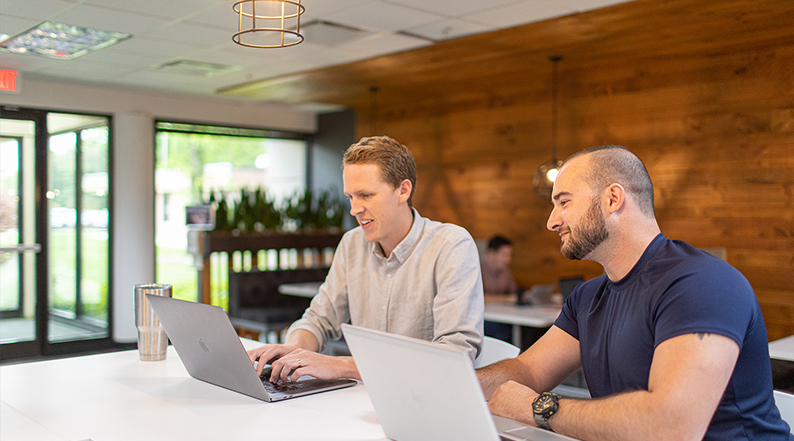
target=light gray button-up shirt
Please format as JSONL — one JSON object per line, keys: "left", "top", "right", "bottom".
{"left": 287, "top": 209, "right": 484, "bottom": 361}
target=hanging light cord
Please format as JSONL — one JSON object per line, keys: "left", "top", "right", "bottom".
{"left": 550, "top": 56, "right": 562, "bottom": 162}
{"left": 370, "top": 86, "right": 379, "bottom": 134}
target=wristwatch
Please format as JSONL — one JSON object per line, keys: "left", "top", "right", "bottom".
{"left": 532, "top": 391, "right": 560, "bottom": 431}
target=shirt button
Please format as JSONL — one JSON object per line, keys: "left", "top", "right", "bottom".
{"left": 387, "top": 274, "right": 392, "bottom": 278}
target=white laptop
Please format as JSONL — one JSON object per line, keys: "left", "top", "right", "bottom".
{"left": 342, "top": 324, "right": 573, "bottom": 441}
{"left": 146, "top": 295, "right": 357, "bottom": 402}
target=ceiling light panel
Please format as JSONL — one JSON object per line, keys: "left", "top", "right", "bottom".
{"left": 0, "top": 21, "right": 132, "bottom": 60}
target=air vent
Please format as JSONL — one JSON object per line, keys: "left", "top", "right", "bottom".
{"left": 301, "top": 20, "right": 370, "bottom": 46}
{"left": 152, "top": 60, "right": 239, "bottom": 77}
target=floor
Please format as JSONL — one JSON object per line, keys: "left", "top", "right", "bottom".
{"left": 0, "top": 317, "right": 107, "bottom": 344}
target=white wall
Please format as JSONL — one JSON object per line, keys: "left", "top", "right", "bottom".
{"left": 3, "top": 78, "right": 317, "bottom": 342}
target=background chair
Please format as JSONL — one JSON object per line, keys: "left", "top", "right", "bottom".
{"left": 775, "top": 390, "right": 794, "bottom": 433}
{"left": 474, "top": 336, "right": 520, "bottom": 368}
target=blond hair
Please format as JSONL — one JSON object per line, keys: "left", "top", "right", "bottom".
{"left": 342, "top": 136, "right": 417, "bottom": 207}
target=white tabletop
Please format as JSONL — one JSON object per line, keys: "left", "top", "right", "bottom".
{"left": 1, "top": 340, "right": 387, "bottom": 441}
{"left": 770, "top": 335, "right": 794, "bottom": 362}
{"left": 484, "top": 303, "right": 561, "bottom": 328}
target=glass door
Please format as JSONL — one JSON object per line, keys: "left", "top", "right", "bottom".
{"left": 0, "top": 108, "right": 46, "bottom": 358}
{"left": 0, "top": 108, "right": 112, "bottom": 360}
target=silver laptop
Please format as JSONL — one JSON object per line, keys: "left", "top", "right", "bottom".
{"left": 342, "top": 324, "right": 573, "bottom": 441}
{"left": 146, "top": 295, "right": 357, "bottom": 402}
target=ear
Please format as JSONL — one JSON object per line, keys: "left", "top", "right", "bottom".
{"left": 604, "top": 183, "right": 626, "bottom": 215}
{"left": 397, "top": 179, "right": 412, "bottom": 204}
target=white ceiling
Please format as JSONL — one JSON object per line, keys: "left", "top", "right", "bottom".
{"left": 0, "top": 0, "right": 632, "bottom": 104}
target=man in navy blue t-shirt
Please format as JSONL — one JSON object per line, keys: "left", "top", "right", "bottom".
{"left": 477, "top": 145, "right": 792, "bottom": 440}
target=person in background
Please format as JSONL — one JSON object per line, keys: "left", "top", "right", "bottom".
{"left": 481, "top": 235, "right": 518, "bottom": 342}
{"left": 478, "top": 145, "right": 792, "bottom": 440}
{"left": 481, "top": 235, "right": 518, "bottom": 298}
{"left": 248, "top": 136, "right": 484, "bottom": 384}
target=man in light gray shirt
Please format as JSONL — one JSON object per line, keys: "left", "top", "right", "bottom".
{"left": 248, "top": 136, "right": 483, "bottom": 383}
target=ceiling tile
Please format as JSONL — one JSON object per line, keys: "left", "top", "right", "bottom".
{"left": 464, "top": 0, "right": 573, "bottom": 29}
{"left": 325, "top": 1, "right": 443, "bottom": 33}
{"left": 83, "top": 0, "right": 219, "bottom": 21}
{"left": 383, "top": 0, "right": 522, "bottom": 18}
{"left": 183, "top": 3, "right": 239, "bottom": 30}
{"left": 0, "top": 0, "right": 78, "bottom": 22}
{"left": 52, "top": 3, "right": 169, "bottom": 35}
{"left": 404, "top": 18, "right": 493, "bottom": 41}
{"left": 0, "top": 15, "right": 40, "bottom": 39}
{"left": 112, "top": 36, "right": 203, "bottom": 59}
{"left": 77, "top": 47, "right": 172, "bottom": 67}
{"left": 546, "top": 0, "right": 633, "bottom": 12}
{"left": 142, "top": 22, "right": 231, "bottom": 48}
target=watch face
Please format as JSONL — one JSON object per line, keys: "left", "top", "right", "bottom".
{"left": 533, "top": 394, "right": 554, "bottom": 412}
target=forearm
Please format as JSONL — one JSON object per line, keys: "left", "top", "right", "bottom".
{"left": 284, "top": 329, "right": 320, "bottom": 352}
{"left": 550, "top": 390, "right": 702, "bottom": 441}
{"left": 478, "top": 358, "right": 536, "bottom": 399}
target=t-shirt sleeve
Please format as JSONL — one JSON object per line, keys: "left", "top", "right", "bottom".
{"left": 651, "top": 258, "right": 756, "bottom": 350}
{"left": 554, "top": 288, "right": 582, "bottom": 341}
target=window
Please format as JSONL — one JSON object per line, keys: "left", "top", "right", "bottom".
{"left": 154, "top": 122, "right": 308, "bottom": 306}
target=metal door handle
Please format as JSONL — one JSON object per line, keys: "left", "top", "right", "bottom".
{"left": 0, "top": 244, "right": 42, "bottom": 253}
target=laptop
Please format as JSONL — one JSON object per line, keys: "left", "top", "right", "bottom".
{"left": 558, "top": 277, "right": 584, "bottom": 302}
{"left": 342, "top": 324, "right": 573, "bottom": 441}
{"left": 522, "top": 284, "right": 556, "bottom": 306}
{"left": 146, "top": 295, "right": 357, "bottom": 402}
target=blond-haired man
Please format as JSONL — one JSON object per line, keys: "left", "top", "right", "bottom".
{"left": 248, "top": 136, "right": 483, "bottom": 383}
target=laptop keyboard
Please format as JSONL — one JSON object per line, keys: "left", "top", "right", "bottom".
{"left": 259, "top": 367, "right": 311, "bottom": 393}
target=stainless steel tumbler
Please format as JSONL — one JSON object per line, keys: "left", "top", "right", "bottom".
{"left": 134, "top": 283, "right": 172, "bottom": 361}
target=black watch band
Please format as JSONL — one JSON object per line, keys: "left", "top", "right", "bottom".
{"left": 532, "top": 391, "right": 560, "bottom": 431}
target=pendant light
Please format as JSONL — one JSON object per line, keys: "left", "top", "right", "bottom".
{"left": 533, "top": 56, "right": 564, "bottom": 199}
{"left": 233, "top": 0, "right": 305, "bottom": 48}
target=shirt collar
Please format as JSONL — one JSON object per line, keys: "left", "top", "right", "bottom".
{"left": 371, "top": 208, "right": 424, "bottom": 263}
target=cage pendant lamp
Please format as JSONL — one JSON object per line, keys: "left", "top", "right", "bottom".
{"left": 533, "top": 56, "right": 564, "bottom": 199}
{"left": 233, "top": 0, "right": 305, "bottom": 48}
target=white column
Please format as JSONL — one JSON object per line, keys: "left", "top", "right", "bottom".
{"left": 112, "top": 112, "right": 155, "bottom": 342}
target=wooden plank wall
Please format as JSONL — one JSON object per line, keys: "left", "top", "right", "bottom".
{"left": 348, "top": 6, "right": 794, "bottom": 340}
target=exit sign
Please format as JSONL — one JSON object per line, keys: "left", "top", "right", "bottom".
{"left": 0, "top": 69, "right": 18, "bottom": 92}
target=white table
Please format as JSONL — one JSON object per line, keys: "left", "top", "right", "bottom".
{"left": 484, "top": 303, "right": 561, "bottom": 348}
{"left": 1, "top": 340, "right": 387, "bottom": 441}
{"left": 770, "top": 335, "right": 794, "bottom": 361}
{"left": 278, "top": 283, "right": 561, "bottom": 348}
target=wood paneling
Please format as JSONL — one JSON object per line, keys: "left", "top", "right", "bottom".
{"left": 224, "top": 0, "right": 794, "bottom": 340}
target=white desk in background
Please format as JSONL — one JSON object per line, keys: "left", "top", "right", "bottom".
{"left": 484, "top": 303, "right": 561, "bottom": 348}
{"left": 0, "top": 339, "right": 386, "bottom": 441}
{"left": 770, "top": 335, "right": 794, "bottom": 362}
{"left": 278, "top": 282, "right": 560, "bottom": 349}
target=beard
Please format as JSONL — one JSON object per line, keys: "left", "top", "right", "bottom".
{"left": 561, "top": 197, "right": 609, "bottom": 260}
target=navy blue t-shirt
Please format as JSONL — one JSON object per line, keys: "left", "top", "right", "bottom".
{"left": 555, "top": 234, "right": 792, "bottom": 440}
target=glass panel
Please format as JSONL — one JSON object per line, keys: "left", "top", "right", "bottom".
{"left": 49, "top": 132, "right": 77, "bottom": 317}
{"left": 80, "top": 127, "right": 109, "bottom": 323}
{"left": 47, "top": 113, "right": 111, "bottom": 343}
{"left": 155, "top": 128, "right": 307, "bottom": 306}
{"left": 0, "top": 118, "right": 37, "bottom": 344}
{"left": 0, "top": 137, "right": 21, "bottom": 313}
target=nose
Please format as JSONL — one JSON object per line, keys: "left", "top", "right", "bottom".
{"left": 349, "top": 198, "right": 363, "bottom": 217}
{"left": 547, "top": 205, "right": 561, "bottom": 232}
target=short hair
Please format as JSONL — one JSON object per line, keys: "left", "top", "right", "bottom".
{"left": 342, "top": 136, "right": 417, "bottom": 207}
{"left": 563, "top": 145, "right": 655, "bottom": 217}
{"left": 487, "top": 235, "right": 512, "bottom": 251}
